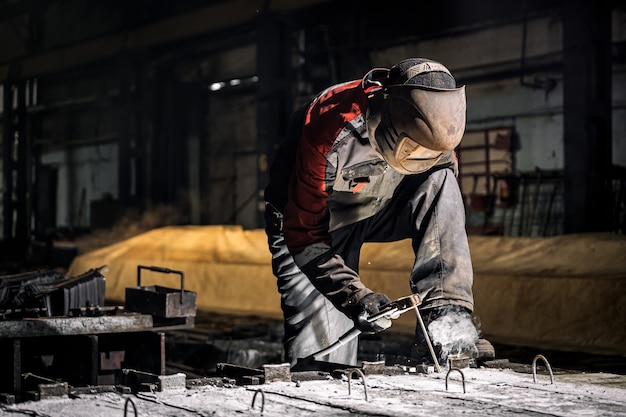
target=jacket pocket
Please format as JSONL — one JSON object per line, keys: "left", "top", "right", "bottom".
{"left": 333, "top": 160, "right": 400, "bottom": 197}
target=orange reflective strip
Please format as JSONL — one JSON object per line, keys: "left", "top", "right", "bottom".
{"left": 352, "top": 182, "right": 367, "bottom": 193}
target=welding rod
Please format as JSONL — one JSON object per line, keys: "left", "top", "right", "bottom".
{"left": 415, "top": 306, "right": 442, "bottom": 373}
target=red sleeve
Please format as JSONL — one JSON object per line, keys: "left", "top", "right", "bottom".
{"left": 283, "top": 79, "right": 366, "bottom": 255}
{"left": 283, "top": 134, "right": 332, "bottom": 254}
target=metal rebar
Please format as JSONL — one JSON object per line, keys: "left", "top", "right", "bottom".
{"left": 346, "top": 368, "right": 369, "bottom": 402}
{"left": 445, "top": 368, "right": 466, "bottom": 393}
{"left": 21, "top": 372, "right": 60, "bottom": 384}
{"left": 532, "top": 354, "right": 554, "bottom": 384}
{"left": 415, "top": 307, "right": 442, "bottom": 373}
{"left": 124, "top": 397, "right": 138, "bottom": 417}
{"left": 251, "top": 389, "right": 265, "bottom": 413}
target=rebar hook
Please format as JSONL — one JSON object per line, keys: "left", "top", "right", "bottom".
{"left": 346, "top": 368, "right": 369, "bottom": 401}
{"left": 251, "top": 389, "right": 265, "bottom": 413}
{"left": 123, "top": 397, "right": 137, "bottom": 417}
{"left": 445, "top": 368, "right": 466, "bottom": 393}
{"left": 532, "top": 354, "right": 554, "bottom": 384}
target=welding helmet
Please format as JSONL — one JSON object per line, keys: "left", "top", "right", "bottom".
{"left": 366, "top": 58, "right": 466, "bottom": 175}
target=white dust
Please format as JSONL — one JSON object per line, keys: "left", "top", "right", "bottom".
{"left": 428, "top": 306, "right": 479, "bottom": 362}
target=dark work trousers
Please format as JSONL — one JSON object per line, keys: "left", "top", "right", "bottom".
{"left": 264, "top": 166, "right": 473, "bottom": 367}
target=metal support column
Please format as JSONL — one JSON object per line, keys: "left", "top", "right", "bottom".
{"left": 256, "top": 13, "right": 291, "bottom": 227}
{"left": 2, "top": 82, "right": 13, "bottom": 242}
{"left": 118, "top": 56, "right": 137, "bottom": 207}
{"left": 1, "top": 80, "right": 30, "bottom": 257}
{"left": 563, "top": 1, "right": 613, "bottom": 232}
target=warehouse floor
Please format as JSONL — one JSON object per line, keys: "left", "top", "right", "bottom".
{"left": 4, "top": 373, "right": 626, "bottom": 416}
{"left": 2, "top": 310, "right": 625, "bottom": 416}
{"left": 2, "top": 347, "right": 625, "bottom": 416}
{"left": 1, "top": 225, "right": 625, "bottom": 416}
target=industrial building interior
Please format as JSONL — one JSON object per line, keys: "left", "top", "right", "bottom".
{"left": 0, "top": 0, "right": 625, "bottom": 414}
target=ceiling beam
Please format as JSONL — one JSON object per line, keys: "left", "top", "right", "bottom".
{"left": 0, "top": 0, "right": 331, "bottom": 80}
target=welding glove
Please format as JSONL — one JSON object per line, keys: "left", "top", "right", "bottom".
{"left": 352, "top": 292, "right": 393, "bottom": 334}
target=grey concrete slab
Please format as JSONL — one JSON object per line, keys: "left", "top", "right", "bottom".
{"left": 3, "top": 367, "right": 625, "bottom": 416}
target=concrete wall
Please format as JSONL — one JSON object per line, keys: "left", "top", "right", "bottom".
{"left": 372, "top": 13, "right": 626, "bottom": 170}
{"left": 41, "top": 144, "right": 119, "bottom": 229}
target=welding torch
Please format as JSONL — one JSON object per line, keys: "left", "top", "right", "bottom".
{"left": 311, "top": 292, "right": 442, "bottom": 372}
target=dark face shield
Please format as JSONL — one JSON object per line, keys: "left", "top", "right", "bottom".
{"left": 367, "top": 85, "right": 466, "bottom": 175}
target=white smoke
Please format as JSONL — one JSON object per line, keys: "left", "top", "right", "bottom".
{"left": 427, "top": 306, "right": 479, "bottom": 363}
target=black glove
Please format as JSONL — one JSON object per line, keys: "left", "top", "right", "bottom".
{"left": 352, "top": 293, "right": 393, "bottom": 334}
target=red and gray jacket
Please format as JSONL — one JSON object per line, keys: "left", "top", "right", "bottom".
{"left": 278, "top": 77, "right": 405, "bottom": 314}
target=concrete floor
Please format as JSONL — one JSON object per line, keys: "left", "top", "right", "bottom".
{"left": 3, "top": 227, "right": 624, "bottom": 415}
{"left": 2, "top": 312, "right": 625, "bottom": 417}
{"left": 3, "top": 366, "right": 625, "bottom": 416}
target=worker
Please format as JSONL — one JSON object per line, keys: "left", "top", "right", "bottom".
{"left": 264, "top": 57, "right": 481, "bottom": 368}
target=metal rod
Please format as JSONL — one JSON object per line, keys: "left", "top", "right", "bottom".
{"left": 251, "top": 389, "right": 265, "bottom": 412}
{"left": 445, "top": 368, "right": 466, "bottom": 393}
{"left": 532, "top": 354, "right": 555, "bottom": 384}
{"left": 21, "top": 372, "right": 59, "bottom": 384}
{"left": 415, "top": 307, "right": 441, "bottom": 373}
{"left": 346, "top": 368, "right": 369, "bottom": 402}
{"left": 124, "top": 398, "right": 138, "bottom": 417}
